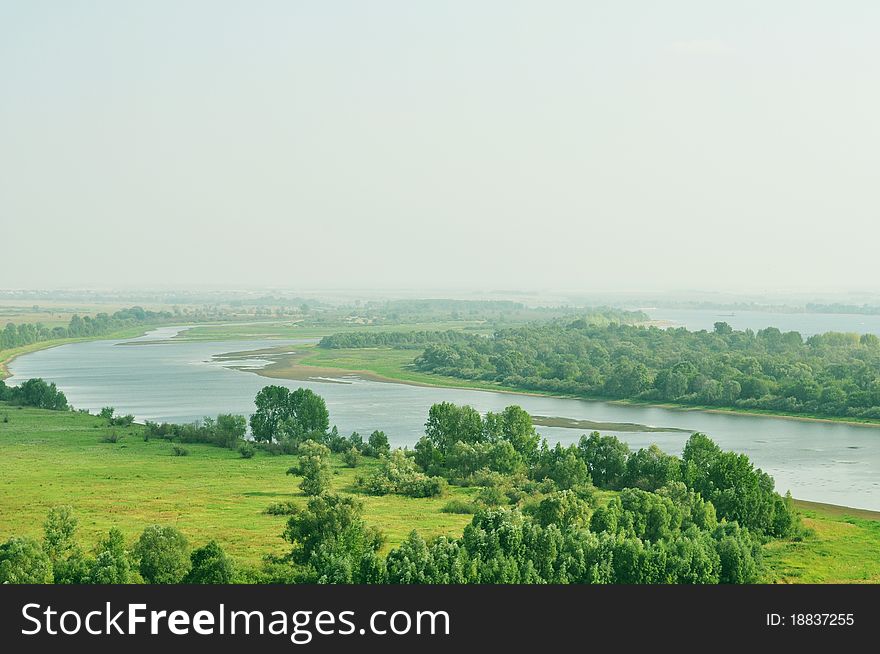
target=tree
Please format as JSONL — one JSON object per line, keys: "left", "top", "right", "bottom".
{"left": 0, "top": 537, "right": 53, "bottom": 583}
{"left": 133, "top": 525, "right": 191, "bottom": 584}
{"left": 43, "top": 505, "right": 79, "bottom": 563}
{"left": 283, "top": 493, "right": 383, "bottom": 583}
{"left": 425, "top": 402, "right": 484, "bottom": 453}
{"left": 578, "top": 432, "right": 629, "bottom": 488}
{"left": 250, "top": 386, "right": 329, "bottom": 444}
{"left": 216, "top": 414, "right": 247, "bottom": 448}
{"left": 527, "top": 490, "right": 592, "bottom": 529}
{"left": 185, "top": 540, "right": 235, "bottom": 583}
{"left": 249, "top": 385, "right": 292, "bottom": 443}
{"left": 623, "top": 444, "right": 681, "bottom": 491}
{"left": 366, "top": 430, "right": 390, "bottom": 457}
{"left": 87, "top": 528, "right": 133, "bottom": 584}
{"left": 385, "top": 530, "right": 432, "bottom": 584}
{"left": 297, "top": 440, "right": 332, "bottom": 496}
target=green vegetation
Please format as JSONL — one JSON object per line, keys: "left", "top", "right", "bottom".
{"left": 317, "top": 320, "right": 880, "bottom": 423}
{"left": 1, "top": 380, "right": 877, "bottom": 584}
{"left": 0, "top": 400, "right": 474, "bottom": 567}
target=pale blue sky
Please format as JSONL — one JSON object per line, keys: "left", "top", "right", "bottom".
{"left": 1, "top": 1, "right": 878, "bottom": 291}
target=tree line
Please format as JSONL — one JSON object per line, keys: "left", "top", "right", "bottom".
{"left": 323, "top": 320, "right": 880, "bottom": 420}
{"left": 0, "top": 307, "right": 179, "bottom": 352}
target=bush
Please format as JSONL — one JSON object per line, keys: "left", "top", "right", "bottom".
{"left": 343, "top": 446, "right": 361, "bottom": 468}
{"left": 238, "top": 442, "right": 256, "bottom": 459}
{"left": 133, "top": 525, "right": 190, "bottom": 584}
{"left": 297, "top": 440, "right": 332, "bottom": 496}
{"left": 185, "top": 540, "right": 234, "bottom": 584}
{"left": 441, "top": 499, "right": 478, "bottom": 514}
{"left": 171, "top": 445, "right": 189, "bottom": 457}
{"left": 102, "top": 432, "right": 122, "bottom": 443}
{"left": 0, "top": 536, "right": 53, "bottom": 583}
{"left": 363, "top": 430, "right": 390, "bottom": 458}
{"left": 2, "top": 413, "right": 8, "bottom": 423}
{"left": 360, "top": 449, "right": 446, "bottom": 498}
{"left": 265, "top": 501, "right": 299, "bottom": 516}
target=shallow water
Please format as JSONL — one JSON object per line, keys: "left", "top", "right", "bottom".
{"left": 7, "top": 327, "right": 880, "bottom": 510}
{"left": 646, "top": 308, "right": 880, "bottom": 336}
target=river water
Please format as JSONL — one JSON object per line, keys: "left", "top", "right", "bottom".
{"left": 7, "top": 326, "right": 880, "bottom": 510}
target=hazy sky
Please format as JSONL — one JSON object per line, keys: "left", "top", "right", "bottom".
{"left": 1, "top": 1, "right": 878, "bottom": 292}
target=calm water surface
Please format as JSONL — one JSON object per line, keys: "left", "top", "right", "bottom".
{"left": 7, "top": 327, "right": 880, "bottom": 510}
{"left": 645, "top": 308, "right": 880, "bottom": 336}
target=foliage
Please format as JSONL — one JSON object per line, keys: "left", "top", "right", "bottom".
{"left": 0, "top": 536, "right": 53, "bottom": 583}
{"left": 250, "top": 386, "right": 329, "bottom": 444}
{"left": 1, "top": 378, "right": 68, "bottom": 410}
{"left": 185, "top": 540, "right": 235, "bottom": 584}
{"left": 408, "top": 320, "right": 880, "bottom": 421}
{"left": 133, "top": 525, "right": 191, "bottom": 584}
{"left": 282, "top": 493, "right": 384, "bottom": 583}
{"left": 361, "top": 449, "right": 447, "bottom": 498}
{"left": 295, "top": 440, "right": 332, "bottom": 496}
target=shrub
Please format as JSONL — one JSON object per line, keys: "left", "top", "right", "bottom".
{"left": 102, "top": 432, "right": 122, "bottom": 443}
{"left": 0, "top": 536, "right": 53, "bottom": 584}
{"left": 185, "top": 540, "right": 235, "bottom": 584}
{"left": 441, "top": 499, "right": 477, "bottom": 514}
{"left": 238, "top": 442, "right": 256, "bottom": 459}
{"left": 133, "top": 525, "right": 190, "bottom": 584}
{"left": 171, "top": 445, "right": 189, "bottom": 457}
{"left": 363, "top": 430, "right": 390, "bottom": 458}
{"left": 265, "top": 501, "right": 299, "bottom": 516}
{"left": 360, "top": 449, "right": 445, "bottom": 498}
{"left": 343, "top": 446, "right": 361, "bottom": 468}
{"left": 297, "top": 440, "right": 332, "bottom": 496}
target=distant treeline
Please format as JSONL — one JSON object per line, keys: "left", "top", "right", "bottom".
{"left": 0, "top": 378, "right": 68, "bottom": 410}
{"left": 805, "top": 303, "right": 880, "bottom": 316}
{"left": 312, "top": 300, "right": 648, "bottom": 327}
{"left": 0, "top": 307, "right": 176, "bottom": 352}
{"left": 320, "top": 329, "right": 477, "bottom": 349}
{"left": 326, "top": 320, "right": 880, "bottom": 420}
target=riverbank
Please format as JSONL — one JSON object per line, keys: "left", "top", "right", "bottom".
{"left": 0, "top": 323, "right": 191, "bottom": 380}
{"left": 230, "top": 343, "right": 880, "bottom": 431}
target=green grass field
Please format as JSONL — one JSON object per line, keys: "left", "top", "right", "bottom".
{"left": 175, "top": 320, "right": 492, "bottom": 342}
{"left": 1, "top": 402, "right": 878, "bottom": 581}
{"left": 0, "top": 402, "right": 473, "bottom": 567}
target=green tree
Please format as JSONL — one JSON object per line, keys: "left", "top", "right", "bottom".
{"left": 0, "top": 537, "right": 53, "bottom": 583}
{"left": 283, "top": 493, "right": 384, "bottom": 583}
{"left": 87, "top": 528, "right": 133, "bottom": 584}
{"left": 296, "top": 440, "right": 332, "bottom": 496}
{"left": 578, "top": 432, "right": 629, "bottom": 488}
{"left": 133, "top": 525, "right": 191, "bottom": 584}
{"left": 185, "top": 540, "right": 235, "bottom": 584}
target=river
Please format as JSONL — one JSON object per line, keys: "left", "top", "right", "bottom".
{"left": 644, "top": 307, "right": 880, "bottom": 336}
{"left": 6, "top": 326, "right": 880, "bottom": 510}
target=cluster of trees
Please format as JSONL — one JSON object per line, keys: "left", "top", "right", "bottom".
{"left": 277, "top": 486, "right": 763, "bottom": 584}
{"left": 0, "top": 307, "right": 176, "bottom": 352}
{"left": 409, "top": 402, "right": 794, "bottom": 539}
{"left": 403, "top": 321, "right": 880, "bottom": 420}
{"left": 0, "top": 507, "right": 235, "bottom": 584}
{"left": 250, "top": 386, "right": 330, "bottom": 445}
{"left": 358, "top": 450, "right": 447, "bottom": 498}
{"left": 0, "top": 378, "right": 68, "bottom": 410}
{"left": 144, "top": 414, "right": 248, "bottom": 449}
{"left": 320, "top": 330, "right": 475, "bottom": 350}
{"left": 313, "top": 300, "right": 647, "bottom": 328}
{"left": 2, "top": 387, "right": 799, "bottom": 585}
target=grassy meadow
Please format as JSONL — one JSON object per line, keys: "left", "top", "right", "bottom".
{"left": 1, "top": 401, "right": 878, "bottom": 581}
{"left": 0, "top": 402, "right": 473, "bottom": 567}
